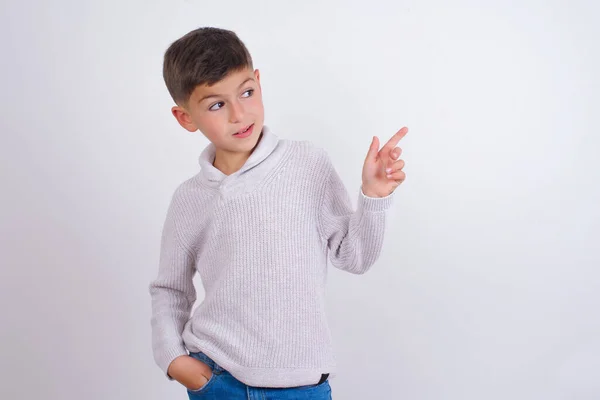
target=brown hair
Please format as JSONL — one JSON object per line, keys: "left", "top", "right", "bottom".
{"left": 163, "top": 27, "right": 254, "bottom": 106}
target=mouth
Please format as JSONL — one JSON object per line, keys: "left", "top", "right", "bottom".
{"left": 233, "top": 124, "right": 254, "bottom": 138}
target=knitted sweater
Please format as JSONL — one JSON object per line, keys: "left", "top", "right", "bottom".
{"left": 149, "top": 126, "right": 394, "bottom": 388}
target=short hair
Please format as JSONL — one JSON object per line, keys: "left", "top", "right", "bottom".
{"left": 163, "top": 27, "right": 254, "bottom": 106}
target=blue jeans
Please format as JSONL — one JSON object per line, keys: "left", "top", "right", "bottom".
{"left": 186, "top": 351, "right": 333, "bottom": 399}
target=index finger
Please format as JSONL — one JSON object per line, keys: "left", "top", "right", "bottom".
{"left": 381, "top": 127, "right": 408, "bottom": 153}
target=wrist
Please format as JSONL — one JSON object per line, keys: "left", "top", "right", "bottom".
{"left": 361, "top": 185, "right": 386, "bottom": 198}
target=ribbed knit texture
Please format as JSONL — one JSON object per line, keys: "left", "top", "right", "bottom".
{"left": 149, "top": 126, "right": 394, "bottom": 388}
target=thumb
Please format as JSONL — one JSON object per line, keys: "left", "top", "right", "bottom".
{"left": 366, "top": 136, "right": 379, "bottom": 163}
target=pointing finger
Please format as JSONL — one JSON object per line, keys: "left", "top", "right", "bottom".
{"left": 381, "top": 127, "right": 408, "bottom": 156}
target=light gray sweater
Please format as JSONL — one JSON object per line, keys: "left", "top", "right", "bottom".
{"left": 149, "top": 126, "right": 394, "bottom": 388}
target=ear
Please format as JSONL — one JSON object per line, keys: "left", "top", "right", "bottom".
{"left": 171, "top": 105, "right": 198, "bottom": 133}
{"left": 254, "top": 69, "right": 261, "bottom": 83}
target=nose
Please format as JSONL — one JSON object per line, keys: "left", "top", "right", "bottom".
{"left": 228, "top": 100, "right": 244, "bottom": 124}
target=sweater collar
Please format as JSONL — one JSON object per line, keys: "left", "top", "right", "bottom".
{"left": 198, "top": 125, "right": 280, "bottom": 184}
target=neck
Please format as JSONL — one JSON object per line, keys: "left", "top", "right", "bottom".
{"left": 213, "top": 149, "right": 252, "bottom": 176}
{"left": 213, "top": 131, "right": 265, "bottom": 175}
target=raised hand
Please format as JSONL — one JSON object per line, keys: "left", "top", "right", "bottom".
{"left": 361, "top": 127, "right": 408, "bottom": 198}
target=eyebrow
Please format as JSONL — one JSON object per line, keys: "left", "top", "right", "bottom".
{"left": 198, "top": 77, "right": 255, "bottom": 103}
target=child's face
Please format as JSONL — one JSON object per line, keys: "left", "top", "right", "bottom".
{"left": 172, "top": 67, "right": 265, "bottom": 157}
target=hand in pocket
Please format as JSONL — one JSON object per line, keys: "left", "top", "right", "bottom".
{"left": 167, "top": 355, "right": 213, "bottom": 391}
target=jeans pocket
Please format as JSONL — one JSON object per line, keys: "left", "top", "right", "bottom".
{"left": 186, "top": 352, "right": 217, "bottom": 394}
{"left": 187, "top": 370, "right": 216, "bottom": 393}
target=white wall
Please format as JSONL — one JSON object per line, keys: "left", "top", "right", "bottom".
{"left": 1, "top": 1, "right": 599, "bottom": 399}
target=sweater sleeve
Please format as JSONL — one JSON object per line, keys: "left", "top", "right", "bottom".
{"left": 317, "top": 152, "right": 395, "bottom": 274}
{"left": 149, "top": 193, "right": 197, "bottom": 379}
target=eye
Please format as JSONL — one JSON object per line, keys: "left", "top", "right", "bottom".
{"left": 209, "top": 102, "right": 224, "bottom": 111}
{"left": 241, "top": 89, "right": 254, "bottom": 98}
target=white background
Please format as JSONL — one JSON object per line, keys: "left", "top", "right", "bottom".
{"left": 1, "top": 1, "right": 599, "bottom": 399}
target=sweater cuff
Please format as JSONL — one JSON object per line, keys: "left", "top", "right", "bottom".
{"left": 358, "top": 188, "right": 395, "bottom": 212}
{"left": 158, "top": 344, "right": 189, "bottom": 380}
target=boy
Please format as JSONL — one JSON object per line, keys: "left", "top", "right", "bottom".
{"left": 149, "top": 27, "right": 407, "bottom": 399}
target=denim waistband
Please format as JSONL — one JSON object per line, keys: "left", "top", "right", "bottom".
{"left": 188, "top": 350, "right": 329, "bottom": 385}
{"left": 188, "top": 351, "right": 226, "bottom": 373}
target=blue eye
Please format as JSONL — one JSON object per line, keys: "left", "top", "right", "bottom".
{"left": 242, "top": 89, "right": 254, "bottom": 98}
{"left": 209, "top": 102, "right": 224, "bottom": 111}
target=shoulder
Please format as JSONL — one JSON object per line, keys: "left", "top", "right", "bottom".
{"left": 171, "top": 174, "right": 199, "bottom": 201}
{"left": 279, "top": 138, "right": 334, "bottom": 172}
{"left": 165, "top": 173, "right": 209, "bottom": 215}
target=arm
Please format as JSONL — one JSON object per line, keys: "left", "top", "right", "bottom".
{"left": 317, "top": 155, "right": 394, "bottom": 274}
{"left": 149, "top": 194, "right": 197, "bottom": 379}
{"left": 317, "top": 126, "right": 408, "bottom": 274}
